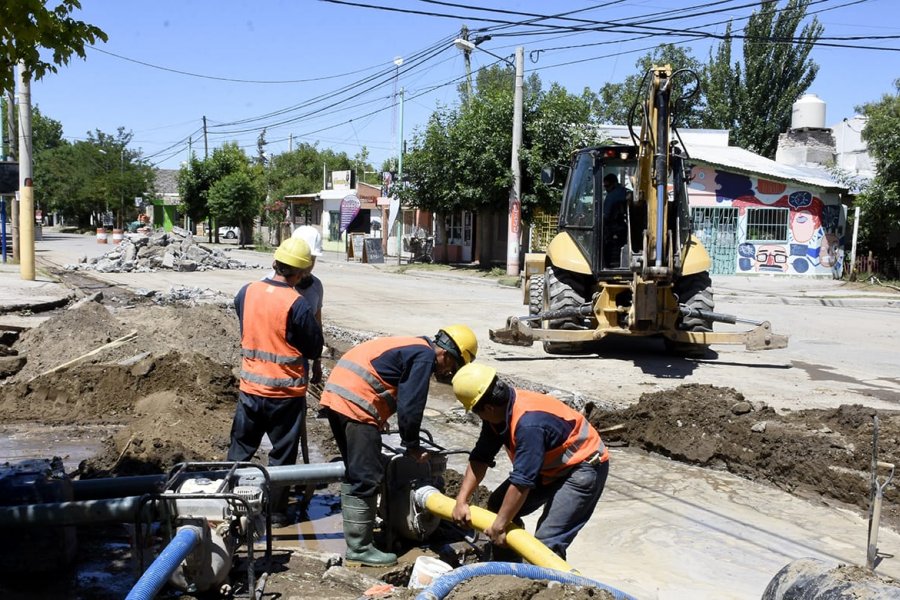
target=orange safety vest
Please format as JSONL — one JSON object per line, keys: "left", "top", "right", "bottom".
{"left": 239, "top": 281, "right": 308, "bottom": 398}
{"left": 507, "top": 389, "right": 608, "bottom": 484}
{"left": 321, "top": 337, "right": 432, "bottom": 427}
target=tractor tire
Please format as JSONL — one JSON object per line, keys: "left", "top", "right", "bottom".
{"left": 542, "top": 266, "right": 588, "bottom": 354}
{"left": 666, "top": 271, "right": 714, "bottom": 357}
{"left": 528, "top": 275, "right": 544, "bottom": 317}
{"left": 676, "top": 271, "right": 715, "bottom": 331}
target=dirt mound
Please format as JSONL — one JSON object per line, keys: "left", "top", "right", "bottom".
{"left": 10, "top": 300, "right": 240, "bottom": 383}
{"left": 587, "top": 383, "right": 900, "bottom": 530}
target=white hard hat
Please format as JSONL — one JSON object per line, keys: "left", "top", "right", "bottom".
{"left": 292, "top": 225, "right": 323, "bottom": 256}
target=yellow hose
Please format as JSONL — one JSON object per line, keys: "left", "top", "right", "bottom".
{"left": 419, "top": 487, "right": 578, "bottom": 573}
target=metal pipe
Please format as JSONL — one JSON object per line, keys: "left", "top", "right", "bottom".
{"left": 72, "top": 462, "right": 346, "bottom": 501}
{"left": 414, "top": 486, "right": 576, "bottom": 573}
{"left": 0, "top": 495, "right": 147, "bottom": 527}
{"left": 5, "top": 463, "right": 346, "bottom": 527}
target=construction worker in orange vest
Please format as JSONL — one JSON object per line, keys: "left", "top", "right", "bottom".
{"left": 227, "top": 237, "right": 324, "bottom": 526}
{"left": 320, "top": 325, "right": 478, "bottom": 566}
{"left": 450, "top": 363, "right": 609, "bottom": 560}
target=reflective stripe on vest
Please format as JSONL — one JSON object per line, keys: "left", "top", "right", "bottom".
{"left": 239, "top": 281, "right": 308, "bottom": 398}
{"left": 508, "top": 389, "right": 606, "bottom": 483}
{"left": 320, "top": 336, "right": 431, "bottom": 427}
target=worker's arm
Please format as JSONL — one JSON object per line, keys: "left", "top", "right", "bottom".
{"left": 452, "top": 460, "right": 489, "bottom": 525}
{"left": 484, "top": 421, "right": 545, "bottom": 545}
{"left": 484, "top": 484, "right": 530, "bottom": 546}
{"left": 394, "top": 346, "right": 437, "bottom": 454}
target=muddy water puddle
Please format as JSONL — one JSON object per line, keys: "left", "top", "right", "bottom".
{"left": 0, "top": 423, "right": 114, "bottom": 471}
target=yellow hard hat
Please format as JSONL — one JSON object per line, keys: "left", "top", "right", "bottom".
{"left": 273, "top": 237, "right": 312, "bottom": 269}
{"left": 452, "top": 363, "right": 496, "bottom": 412}
{"left": 436, "top": 324, "right": 478, "bottom": 366}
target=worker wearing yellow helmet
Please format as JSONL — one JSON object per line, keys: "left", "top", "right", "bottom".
{"left": 227, "top": 237, "right": 324, "bottom": 527}
{"left": 320, "top": 324, "right": 478, "bottom": 567}
{"left": 451, "top": 363, "right": 609, "bottom": 560}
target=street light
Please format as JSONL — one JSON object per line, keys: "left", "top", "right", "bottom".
{"left": 453, "top": 36, "right": 524, "bottom": 276}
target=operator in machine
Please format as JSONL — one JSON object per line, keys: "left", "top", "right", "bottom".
{"left": 227, "top": 237, "right": 324, "bottom": 527}
{"left": 320, "top": 325, "right": 478, "bottom": 567}
{"left": 450, "top": 363, "right": 609, "bottom": 560}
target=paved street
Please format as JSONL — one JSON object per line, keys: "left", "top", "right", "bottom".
{"left": 14, "top": 231, "right": 900, "bottom": 598}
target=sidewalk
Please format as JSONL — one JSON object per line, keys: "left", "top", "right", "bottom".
{"left": 0, "top": 261, "right": 73, "bottom": 316}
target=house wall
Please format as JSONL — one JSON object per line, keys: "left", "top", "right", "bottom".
{"left": 688, "top": 166, "right": 847, "bottom": 278}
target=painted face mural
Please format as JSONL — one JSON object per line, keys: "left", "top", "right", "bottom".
{"left": 755, "top": 244, "right": 789, "bottom": 273}
{"left": 790, "top": 209, "right": 820, "bottom": 244}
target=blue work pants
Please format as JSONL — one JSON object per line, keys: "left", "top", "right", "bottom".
{"left": 226, "top": 391, "right": 306, "bottom": 467}
{"left": 488, "top": 459, "right": 609, "bottom": 559}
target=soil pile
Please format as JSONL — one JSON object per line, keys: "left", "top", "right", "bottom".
{"left": 587, "top": 383, "right": 900, "bottom": 530}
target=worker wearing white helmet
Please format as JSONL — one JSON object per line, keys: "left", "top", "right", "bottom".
{"left": 227, "top": 237, "right": 324, "bottom": 527}
{"left": 290, "top": 226, "right": 325, "bottom": 385}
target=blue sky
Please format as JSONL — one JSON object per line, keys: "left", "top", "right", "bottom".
{"left": 29, "top": 0, "right": 900, "bottom": 173}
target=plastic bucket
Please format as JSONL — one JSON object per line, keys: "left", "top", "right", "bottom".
{"left": 408, "top": 556, "right": 453, "bottom": 589}
{"left": 96, "top": 228, "right": 108, "bottom": 244}
{"left": 111, "top": 229, "right": 124, "bottom": 245}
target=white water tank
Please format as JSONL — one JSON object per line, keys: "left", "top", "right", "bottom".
{"left": 791, "top": 93, "right": 826, "bottom": 129}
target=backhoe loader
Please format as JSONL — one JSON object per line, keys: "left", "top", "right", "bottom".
{"left": 490, "top": 65, "right": 787, "bottom": 354}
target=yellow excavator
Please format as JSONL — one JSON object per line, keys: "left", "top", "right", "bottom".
{"left": 490, "top": 65, "right": 787, "bottom": 354}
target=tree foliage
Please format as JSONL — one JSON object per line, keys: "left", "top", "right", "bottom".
{"left": 400, "top": 70, "right": 605, "bottom": 223}
{"left": 178, "top": 142, "right": 264, "bottom": 242}
{"left": 265, "top": 143, "right": 356, "bottom": 204}
{"left": 0, "top": 0, "right": 107, "bottom": 94}
{"left": 596, "top": 44, "right": 706, "bottom": 129}
{"left": 704, "top": 0, "right": 822, "bottom": 157}
{"left": 856, "top": 80, "right": 900, "bottom": 263}
{"left": 34, "top": 123, "right": 153, "bottom": 228}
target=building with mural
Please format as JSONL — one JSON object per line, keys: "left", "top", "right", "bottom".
{"left": 685, "top": 144, "right": 848, "bottom": 278}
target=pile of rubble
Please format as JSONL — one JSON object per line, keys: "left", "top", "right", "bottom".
{"left": 65, "top": 228, "right": 262, "bottom": 273}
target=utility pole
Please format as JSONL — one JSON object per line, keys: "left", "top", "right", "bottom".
{"left": 17, "top": 61, "right": 34, "bottom": 280}
{"left": 6, "top": 89, "right": 17, "bottom": 263}
{"left": 460, "top": 25, "right": 473, "bottom": 100}
{"left": 506, "top": 46, "right": 524, "bottom": 277}
{"left": 396, "top": 87, "right": 404, "bottom": 266}
{"left": 5, "top": 91, "right": 14, "bottom": 160}
{"left": 202, "top": 115, "right": 208, "bottom": 158}
{"left": 289, "top": 133, "right": 293, "bottom": 153}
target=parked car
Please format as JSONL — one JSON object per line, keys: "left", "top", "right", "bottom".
{"left": 218, "top": 226, "right": 239, "bottom": 240}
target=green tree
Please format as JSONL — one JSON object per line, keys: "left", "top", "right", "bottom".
{"left": 179, "top": 142, "right": 263, "bottom": 244}
{"left": 207, "top": 170, "right": 260, "bottom": 241}
{"left": 855, "top": 81, "right": 900, "bottom": 271}
{"left": 400, "top": 72, "right": 602, "bottom": 264}
{"left": 0, "top": 0, "right": 107, "bottom": 93}
{"left": 704, "top": 0, "right": 822, "bottom": 157}
{"left": 596, "top": 44, "right": 705, "bottom": 128}
{"left": 34, "top": 124, "right": 152, "bottom": 228}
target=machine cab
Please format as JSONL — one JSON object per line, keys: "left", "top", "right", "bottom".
{"left": 558, "top": 145, "right": 638, "bottom": 275}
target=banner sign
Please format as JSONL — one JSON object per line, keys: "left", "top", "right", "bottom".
{"left": 331, "top": 170, "right": 352, "bottom": 190}
{"left": 339, "top": 194, "right": 361, "bottom": 233}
